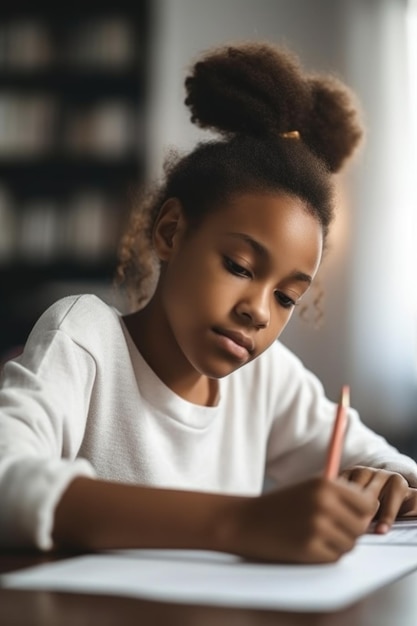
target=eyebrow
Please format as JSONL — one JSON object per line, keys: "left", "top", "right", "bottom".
{"left": 226, "top": 232, "right": 313, "bottom": 285}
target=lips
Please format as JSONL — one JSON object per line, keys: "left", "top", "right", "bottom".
{"left": 213, "top": 328, "right": 255, "bottom": 355}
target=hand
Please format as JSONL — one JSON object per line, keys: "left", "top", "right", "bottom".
{"left": 340, "top": 466, "right": 417, "bottom": 533}
{"left": 230, "top": 477, "right": 378, "bottom": 564}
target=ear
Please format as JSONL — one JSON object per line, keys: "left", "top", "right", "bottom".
{"left": 152, "top": 198, "right": 187, "bottom": 261}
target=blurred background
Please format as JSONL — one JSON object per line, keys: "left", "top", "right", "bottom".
{"left": 0, "top": 0, "right": 416, "bottom": 455}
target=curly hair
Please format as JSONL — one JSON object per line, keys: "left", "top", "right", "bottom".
{"left": 116, "top": 41, "right": 363, "bottom": 309}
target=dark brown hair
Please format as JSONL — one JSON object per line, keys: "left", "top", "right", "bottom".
{"left": 117, "top": 41, "right": 363, "bottom": 308}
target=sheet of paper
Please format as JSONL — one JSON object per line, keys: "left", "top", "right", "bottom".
{"left": 2, "top": 543, "right": 417, "bottom": 612}
{"left": 359, "top": 518, "right": 417, "bottom": 545}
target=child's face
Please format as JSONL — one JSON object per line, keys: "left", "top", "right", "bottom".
{"left": 157, "top": 191, "right": 323, "bottom": 379}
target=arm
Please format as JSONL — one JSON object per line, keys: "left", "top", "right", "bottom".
{"left": 263, "top": 342, "right": 417, "bottom": 486}
{"left": 53, "top": 474, "right": 378, "bottom": 564}
{"left": 0, "top": 299, "right": 97, "bottom": 548}
{"left": 262, "top": 343, "right": 417, "bottom": 533}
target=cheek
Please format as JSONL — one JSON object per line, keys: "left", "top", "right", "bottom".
{"left": 166, "top": 247, "right": 222, "bottom": 299}
{"left": 161, "top": 251, "right": 216, "bottom": 319}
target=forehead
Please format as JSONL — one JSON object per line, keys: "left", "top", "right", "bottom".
{"left": 199, "top": 191, "right": 323, "bottom": 270}
{"left": 204, "top": 191, "right": 319, "bottom": 226}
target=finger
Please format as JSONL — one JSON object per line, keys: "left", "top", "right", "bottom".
{"left": 341, "top": 466, "right": 377, "bottom": 489}
{"left": 301, "top": 536, "right": 342, "bottom": 564}
{"left": 369, "top": 474, "right": 409, "bottom": 533}
{"left": 335, "top": 500, "right": 377, "bottom": 539}
{"left": 302, "top": 519, "right": 357, "bottom": 563}
{"left": 317, "top": 483, "right": 378, "bottom": 544}
{"left": 322, "top": 519, "right": 358, "bottom": 557}
{"left": 336, "top": 479, "right": 380, "bottom": 519}
{"left": 359, "top": 468, "right": 399, "bottom": 499}
{"left": 398, "top": 489, "right": 417, "bottom": 517}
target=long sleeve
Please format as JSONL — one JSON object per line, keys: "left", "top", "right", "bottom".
{"left": 264, "top": 341, "right": 417, "bottom": 488}
{"left": 3, "top": 294, "right": 417, "bottom": 550}
{"left": 0, "top": 301, "right": 97, "bottom": 549}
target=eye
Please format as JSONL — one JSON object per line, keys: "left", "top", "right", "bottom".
{"left": 223, "top": 256, "right": 252, "bottom": 278}
{"left": 274, "top": 291, "right": 296, "bottom": 309}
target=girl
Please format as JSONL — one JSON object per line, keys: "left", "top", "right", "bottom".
{"left": 1, "top": 41, "right": 417, "bottom": 564}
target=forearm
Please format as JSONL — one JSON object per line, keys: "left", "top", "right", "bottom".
{"left": 53, "top": 475, "right": 379, "bottom": 563}
{"left": 52, "top": 476, "right": 244, "bottom": 553}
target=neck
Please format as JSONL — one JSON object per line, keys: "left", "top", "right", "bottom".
{"left": 123, "top": 297, "right": 218, "bottom": 407}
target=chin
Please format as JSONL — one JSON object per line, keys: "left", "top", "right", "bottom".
{"left": 198, "top": 360, "right": 249, "bottom": 379}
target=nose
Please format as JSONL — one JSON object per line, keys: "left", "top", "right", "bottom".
{"left": 235, "top": 286, "right": 270, "bottom": 329}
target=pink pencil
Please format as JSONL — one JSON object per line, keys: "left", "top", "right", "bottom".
{"left": 324, "top": 385, "right": 350, "bottom": 479}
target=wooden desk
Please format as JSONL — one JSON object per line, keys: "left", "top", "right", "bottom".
{"left": 1, "top": 550, "right": 417, "bottom": 625}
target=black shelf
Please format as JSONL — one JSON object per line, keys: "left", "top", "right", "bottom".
{"left": 0, "top": 70, "right": 143, "bottom": 98}
{"left": 0, "top": 260, "right": 118, "bottom": 288}
{"left": 0, "top": 157, "right": 143, "bottom": 195}
{"left": 0, "top": 5, "right": 149, "bottom": 358}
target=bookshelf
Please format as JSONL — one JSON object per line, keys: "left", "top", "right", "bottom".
{"left": 0, "top": 4, "right": 149, "bottom": 360}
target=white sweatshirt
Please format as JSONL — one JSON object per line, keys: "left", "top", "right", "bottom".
{"left": 1, "top": 294, "right": 416, "bottom": 550}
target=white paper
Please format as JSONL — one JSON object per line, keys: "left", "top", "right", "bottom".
{"left": 359, "top": 518, "right": 417, "bottom": 545}
{"left": 2, "top": 543, "right": 417, "bottom": 611}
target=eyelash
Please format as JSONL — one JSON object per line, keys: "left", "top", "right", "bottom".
{"left": 223, "top": 257, "right": 297, "bottom": 310}
{"left": 274, "top": 292, "right": 296, "bottom": 309}
{"left": 224, "top": 257, "right": 252, "bottom": 278}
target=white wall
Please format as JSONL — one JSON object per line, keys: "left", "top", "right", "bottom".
{"left": 144, "top": 0, "right": 417, "bottom": 443}
{"left": 342, "top": 0, "right": 417, "bottom": 435}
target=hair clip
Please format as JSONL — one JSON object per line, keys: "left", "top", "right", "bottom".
{"left": 280, "top": 130, "right": 300, "bottom": 139}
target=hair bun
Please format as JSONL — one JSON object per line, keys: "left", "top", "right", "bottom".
{"left": 184, "top": 41, "right": 364, "bottom": 173}
{"left": 185, "top": 43, "right": 309, "bottom": 138}
{"left": 303, "top": 76, "right": 364, "bottom": 172}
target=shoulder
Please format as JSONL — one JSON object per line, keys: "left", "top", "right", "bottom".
{"left": 28, "top": 294, "right": 122, "bottom": 350}
{"left": 13, "top": 294, "right": 127, "bottom": 379}
{"left": 36, "top": 293, "right": 117, "bottom": 327}
{"left": 34, "top": 293, "right": 113, "bottom": 325}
